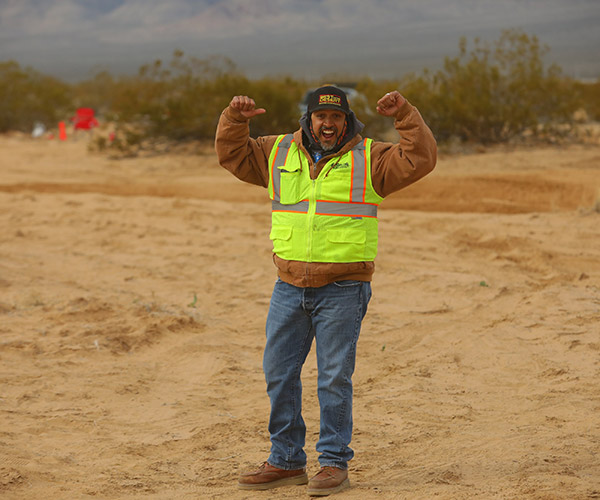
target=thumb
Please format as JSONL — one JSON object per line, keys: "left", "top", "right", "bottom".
{"left": 242, "top": 108, "right": 267, "bottom": 119}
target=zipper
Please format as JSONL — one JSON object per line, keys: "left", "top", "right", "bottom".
{"left": 306, "top": 178, "right": 317, "bottom": 263}
{"left": 306, "top": 158, "right": 338, "bottom": 263}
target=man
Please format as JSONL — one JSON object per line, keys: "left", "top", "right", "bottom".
{"left": 215, "top": 85, "right": 436, "bottom": 496}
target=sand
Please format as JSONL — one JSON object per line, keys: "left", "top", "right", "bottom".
{"left": 1, "top": 134, "right": 599, "bottom": 499}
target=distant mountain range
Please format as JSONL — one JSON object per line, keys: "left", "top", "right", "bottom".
{"left": 1, "top": 0, "right": 599, "bottom": 81}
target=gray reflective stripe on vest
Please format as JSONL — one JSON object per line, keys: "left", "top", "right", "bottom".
{"left": 315, "top": 201, "right": 377, "bottom": 218}
{"left": 271, "top": 134, "right": 294, "bottom": 202}
{"left": 272, "top": 200, "right": 309, "bottom": 213}
{"left": 273, "top": 200, "right": 376, "bottom": 217}
{"left": 351, "top": 140, "right": 367, "bottom": 203}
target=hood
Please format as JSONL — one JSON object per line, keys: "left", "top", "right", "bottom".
{"left": 299, "top": 110, "right": 364, "bottom": 158}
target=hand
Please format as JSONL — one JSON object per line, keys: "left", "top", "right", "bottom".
{"left": 376, "top": 91, "right": 406, "bottom": 117}
{"left": 229, "top": 95, "right": 266, "bottom": 119}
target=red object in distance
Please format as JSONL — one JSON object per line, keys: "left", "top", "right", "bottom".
{"left": 72, "top": 108, "right": 99, "bottom": 130}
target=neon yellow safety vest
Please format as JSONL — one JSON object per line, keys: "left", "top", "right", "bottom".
{"left": 268, "top": 134, "right": 383, "bottom": 263}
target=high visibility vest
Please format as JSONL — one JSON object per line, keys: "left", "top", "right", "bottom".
{"left": 268, "top": 134, "right": 383, "bottom": 263}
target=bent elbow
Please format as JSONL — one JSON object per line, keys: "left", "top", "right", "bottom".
{"left": 424, "top": 142, "right": 438, "bottom": 174}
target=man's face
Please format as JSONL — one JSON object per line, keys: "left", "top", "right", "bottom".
{"left": 310, "top": 109, "right": 347, "bottom": 151}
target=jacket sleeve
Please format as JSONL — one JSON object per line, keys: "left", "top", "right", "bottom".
{"left": 370, "top": 100, "right": 437, "bottom": 198}
{"left": 214, "top": 106, "right": 278, "bottom": 188}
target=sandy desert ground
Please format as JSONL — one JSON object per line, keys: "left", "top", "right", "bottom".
{"left": 1, "top": 133, "right": 599, "bottom": 499}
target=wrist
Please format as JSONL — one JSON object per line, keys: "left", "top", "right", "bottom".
{"left": 393, "top": 99, "right": 410, "bottom": 120}
{"left": 226, "top": 106, "right": 250, "bottom": 122}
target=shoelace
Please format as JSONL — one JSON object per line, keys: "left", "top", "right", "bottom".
{"left": 318, "top": 466, "right": 338, "bottom": 478}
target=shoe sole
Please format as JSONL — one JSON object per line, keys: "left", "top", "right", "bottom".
{"left": 238, "top": 473, "right": 308, "bottom": 490}
{"left": 307, "top": 477, "right": 350, "bottom": 496}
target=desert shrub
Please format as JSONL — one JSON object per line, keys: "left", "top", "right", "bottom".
{"left": 573, "top": 79, "right": 600, "bottom": 121}
{"left": 0, "top": 60, "right": 71, "bottom": 133}
{"left": 117, "top": 54, "right": 306, "bottom": 142}
{"left": 87, "top": 52, "right": 309, "bottom": 148}
{"left": 86, "top": 52, "right": 251, "bottom": 147}
{"left": 2, "top": 29, "right": 596, "bottom": 149}
{"left": 354, "top": 77, "right": 403, "bottom": 139}
{"left": 244, "top": 77, "right": 306, "bottom": 137}
{"left": 396, "top": 29, "right": 580, "bottom": 144}
{"left": 72, "top": 70, "right": 118, "bottom": 116}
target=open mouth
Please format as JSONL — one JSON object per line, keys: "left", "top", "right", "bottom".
{"left": 320, "top": 128, "right": 336, "bottom": 141}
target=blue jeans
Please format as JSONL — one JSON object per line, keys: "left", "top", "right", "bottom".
{"left": 263, "top": 278, "right": 372, "bottom": 470}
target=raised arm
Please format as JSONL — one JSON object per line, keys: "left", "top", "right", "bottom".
{"left": 214, "top": 96, "right": 275, "bottom": 188}
{"left": 370, "top": 91, "right": 437, "bottom": 198}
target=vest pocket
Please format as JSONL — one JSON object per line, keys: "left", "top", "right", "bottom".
{"left": 326, "top": 229, "right": 367, "bottom": 261}
{"left": 269, "top": 225, "right": 293, "bottom": 255}
{"left": 326, "top": 229, "right": 366, "bottom": 245}
{"left": 277, "top": 166, "right": 304, "bottom": 204}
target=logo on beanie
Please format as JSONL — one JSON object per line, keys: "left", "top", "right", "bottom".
{"left": 318, "top": 94, "right": 342, "bottom": 107}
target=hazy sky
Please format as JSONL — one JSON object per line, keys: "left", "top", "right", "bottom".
{"left": 1, "top": 0, "right": 599, "bottom": 82}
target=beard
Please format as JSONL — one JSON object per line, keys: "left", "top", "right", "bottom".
{"left": 318, "top": 126, "right": 339, "bottom": 151}
{"left": 320, "top": 140, "right": 336, "bottom": 151}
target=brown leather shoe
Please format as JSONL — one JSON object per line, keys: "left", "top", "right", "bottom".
{"left": 238, "top": 461, "right": 308, "bottom": 490}
{"left": 307, "top": 466, "right": 350, "bottom": 496}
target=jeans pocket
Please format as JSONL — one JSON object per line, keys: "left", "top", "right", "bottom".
{"left": 333, "top": 280, "right": 362, "bottom": 288}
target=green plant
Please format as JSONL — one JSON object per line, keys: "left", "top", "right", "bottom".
{"left": 573, "top": 79, "right": 600, "bottom": 121}
{"left": 188, "top": 292, "right": 198, "bottom": 308}
{"left": 0, "top": 60, "right": 71, "bottom": 132}
{"left": 398, "top": 29, "right": 579, "bottom": 144}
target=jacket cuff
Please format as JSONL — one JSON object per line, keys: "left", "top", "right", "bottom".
{"left": 224, "top": 106, "right": 250, "bottom": 123}
{"left": 393, "top": 99, "right": 413, "bottom": 122}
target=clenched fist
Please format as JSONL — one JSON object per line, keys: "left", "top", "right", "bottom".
{"left": 229, "top": 95, "right": 266, "bottom": 119}
{"left": 376, "top": 91, "right": 406, "bottom": 117}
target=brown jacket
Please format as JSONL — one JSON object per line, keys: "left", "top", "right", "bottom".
{"left": 214, "top": 99, "right": 437, "bottom": 287}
